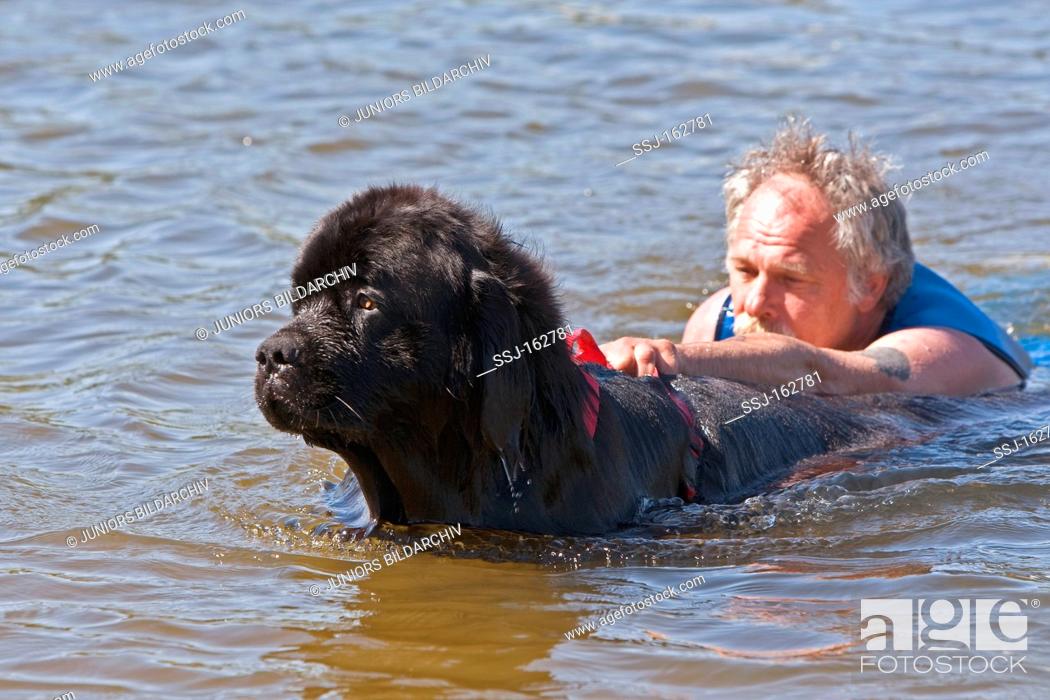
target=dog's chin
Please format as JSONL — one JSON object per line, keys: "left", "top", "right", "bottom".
{"left": 256, "top": 394, "right": 303, "bottom": 434}
{"left": 257, "top": 377, "right": 407, "bottom": 523}
{"left": 255, "top": 381, "right": 306, "bottom": 434}
{"left": 300, "top": 428, "right": 346, "bottom": 451}
{"left": 255, "top": 377, "right": 367, "bottom": 439}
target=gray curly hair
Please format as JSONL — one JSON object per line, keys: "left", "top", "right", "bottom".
{"left": 723, "top": 117, "right": 914, "bottom": 307}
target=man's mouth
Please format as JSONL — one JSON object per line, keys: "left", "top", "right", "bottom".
{"left": 733, "top": 311, "right": 796, "bottom": 337}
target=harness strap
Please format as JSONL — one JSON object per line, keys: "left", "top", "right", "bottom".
{"left": 565, "top": 328, "right": 703, "bottom": 502}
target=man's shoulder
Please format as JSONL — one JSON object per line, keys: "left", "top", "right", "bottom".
{"left": 884, "top": 262, "right": 1031, "bottom": 379}
{"left": 864, "top": 327, "right": 1025, "bottom": 391}
{"left": 683, "top": 287, "right": 731, "bottom": 342}
{"left": 886, "top": 262, "right": 999, "bottom": 333}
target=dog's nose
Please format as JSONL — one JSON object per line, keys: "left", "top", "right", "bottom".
{"left": 256, "top": 333, "right": 301, "bottom": 369}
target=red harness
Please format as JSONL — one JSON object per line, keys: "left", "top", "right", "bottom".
{"left": 565, "top": 329, "right": 704, "bottom": 502}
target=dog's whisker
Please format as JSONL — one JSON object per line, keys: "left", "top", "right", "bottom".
{"left": 334, "top": 395, "right": 365, "bottom": 422}
{"left": 499, "top": 453, "right": 515, "bottom": 492}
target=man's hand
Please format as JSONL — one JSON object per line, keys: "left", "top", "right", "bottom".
{"left": 599, "top": 337, "right": 681, "bottom": 377}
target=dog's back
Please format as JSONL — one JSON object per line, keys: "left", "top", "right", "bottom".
{"left": 670, "top": 375, "right": 976, "bottom": 503}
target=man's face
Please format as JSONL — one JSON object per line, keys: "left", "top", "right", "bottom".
{"left": 726, "top": 173, "right": 863, "bottom": 349}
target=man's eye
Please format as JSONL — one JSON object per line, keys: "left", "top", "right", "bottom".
{"left": 735, "top": 267, "right": 755, "bottom": 278}
{"left": 356, "top": 293, "right": 376, "bottom": 310}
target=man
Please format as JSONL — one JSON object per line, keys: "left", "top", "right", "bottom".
{"left": 601, "top": 119, "right": 1031, "bottom": 395}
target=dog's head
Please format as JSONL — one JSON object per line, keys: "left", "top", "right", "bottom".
{"left": 255, "top": 184, "right": 576, "bottom": 525}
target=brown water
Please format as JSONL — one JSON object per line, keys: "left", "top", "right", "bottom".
{"left": 1, "top": 1, "right": 1049, "bottom": 698}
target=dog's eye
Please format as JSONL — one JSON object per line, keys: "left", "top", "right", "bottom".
{"left": 356, "top": 293, "right": 376, "bottom": 310}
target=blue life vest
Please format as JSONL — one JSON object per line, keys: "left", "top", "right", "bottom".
{"left": 713, "top": 262, "right": 1031, "bottom": 380}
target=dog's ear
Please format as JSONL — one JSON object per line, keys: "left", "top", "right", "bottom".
{"left": 469, "top": 269, "right": 533, "bottom": 462}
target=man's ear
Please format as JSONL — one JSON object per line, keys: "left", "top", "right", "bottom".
{"left": 469, "top": 270, "right": 532, "bottom": 464}
{"left": 855, "top": 270, "right": 889, "bottom": 313}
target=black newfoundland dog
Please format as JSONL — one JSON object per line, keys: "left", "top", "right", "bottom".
{"left": 255, "top": 184, "right": 932, "bottom": 535}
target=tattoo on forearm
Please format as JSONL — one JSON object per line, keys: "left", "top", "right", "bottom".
{"left": 861, "top": 347, "right": 911, "bottom": 381}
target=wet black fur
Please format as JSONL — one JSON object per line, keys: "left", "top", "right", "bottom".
{"left": 256, "top": 184, "right": 921, "bottom": 535}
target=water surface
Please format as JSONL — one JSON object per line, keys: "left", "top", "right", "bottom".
{"left": 1, "top": 0, "right": 1048, "bottom": 697}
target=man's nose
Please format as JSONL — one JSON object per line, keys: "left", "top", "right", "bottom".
{"left": 256, "top": 331, "right": 303, "bottom": 371}
{"left": 743, "top": 274, "right": 773, "bottom": 319}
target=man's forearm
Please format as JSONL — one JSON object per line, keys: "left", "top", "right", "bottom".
{"left": 676, "top": 335, "right": 849, "bottom": 391}
{"left": 600, "top": 333, "right": 906, "bottom": 394}
{"left": 678, "top": 335, "right": 817, "bottom": 382}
